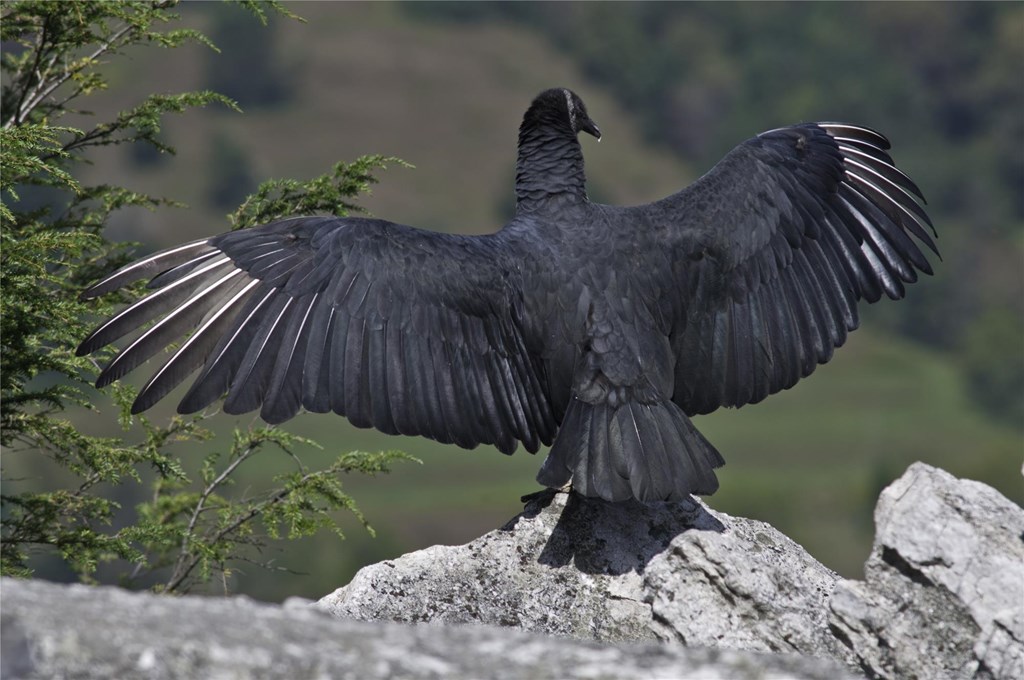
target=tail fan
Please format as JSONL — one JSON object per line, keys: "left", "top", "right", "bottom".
{"left": 537, "top": 397, "right": 724, "bottom": 503}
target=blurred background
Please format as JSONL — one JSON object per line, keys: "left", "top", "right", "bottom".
{"left": 19, "top": 2, "right": 1024, "bottom": 601}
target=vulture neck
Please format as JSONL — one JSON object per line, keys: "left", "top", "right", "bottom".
{"left": 515, "top": 122, "right": 588, "bottom": 212}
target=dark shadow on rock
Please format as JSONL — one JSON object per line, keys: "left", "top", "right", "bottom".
{"left": 515, "top": 487, "right": 561, "bottom": 519}
{"left": 507, "top": 488, "right": 725, "bottom": 576}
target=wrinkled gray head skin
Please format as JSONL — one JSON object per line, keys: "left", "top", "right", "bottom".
{"left": 522, "top": 88, "right": 602, "bottom": 140}
{"left": 561, "top": 88, "right": 601, "bottom": 140}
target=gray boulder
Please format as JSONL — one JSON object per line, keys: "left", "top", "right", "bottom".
{"left": 1, "top": 577, "right": 854, "bottom": 680}
{"left": 5, "top": 462, "right": 1019, "bottom": 680}
{"left": 322, "top": 463, "right": 1024, "bottom": 679}
{"left": 828, "top": 463, "right": 1024, "bottom": 680}
{"left": 318, "top": 489, "right": 853, "bottom": 666}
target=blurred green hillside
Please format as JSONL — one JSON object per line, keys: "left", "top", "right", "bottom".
{"left": 15, "top": 2, "right": 1021, "bottom": 601}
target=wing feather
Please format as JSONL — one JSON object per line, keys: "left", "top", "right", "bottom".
{"left": 224, "top": 294, "right": 293, "bottom": 415}
{"left": 327, "top": 304, "right": 352, "bottom": 417}
{"left": 262, "top": 292, "right": 318, "bottom": 424}
{"left": 79, "top": 238, "right": 216, "bottom": 300}
{"left": 301, "top": 296, "right": 336, "bottom": 413}
{"left": 383, "top": 320, "right": 410, "bottom": 430}
{"left": 133, "top": 276, "right": 261, "bottom": 413}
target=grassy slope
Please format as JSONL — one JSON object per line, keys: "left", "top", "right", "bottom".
{"left": 49, "top": 3, "right": 1022, "bottom": 601}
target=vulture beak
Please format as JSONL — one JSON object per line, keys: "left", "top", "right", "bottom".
{"left": 580, "top": 117, "right": 602, "bottom": 141}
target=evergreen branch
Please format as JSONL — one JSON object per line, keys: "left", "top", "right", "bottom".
{"left": 5, "top": 21, "right": 134, "bottom": 129}
{"left": 165, "top": 442, "right": 260, "bottom": 592}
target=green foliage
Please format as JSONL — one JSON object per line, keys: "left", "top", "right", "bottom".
{"left": 1, "top": 0, "right": 408, "bottom": 592}
{"left": 229, "top": 156, "right": 411, "bottom": 228}
{"left": 139, "top": 426, "right": 411, "bottom": 594}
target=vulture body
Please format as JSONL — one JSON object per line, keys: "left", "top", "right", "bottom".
{"left": 78, "top": 88, "right": 937, "bottom": 503}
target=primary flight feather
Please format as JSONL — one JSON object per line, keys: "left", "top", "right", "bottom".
{"left": 78, "top": 88, "right": 937, "bottom": 503}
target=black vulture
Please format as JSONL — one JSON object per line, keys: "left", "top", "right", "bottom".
{"left": 78, "top": 88, "right": 938, "bottom": 503}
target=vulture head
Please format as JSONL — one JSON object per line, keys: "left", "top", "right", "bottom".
{"left": 521, "top": 88, "right": 602, "bottom": 141}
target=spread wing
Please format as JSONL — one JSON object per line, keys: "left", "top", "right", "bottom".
{"left": 635, "top": 123, "right": 938, "bottom": 415}
{"left": 77, "top": 216, "right": 557, "bottom": 454}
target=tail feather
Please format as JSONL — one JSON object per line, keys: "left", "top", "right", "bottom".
{"left": 537, "top": 397, "right": 724, "bottom": 503}
{"left": 585, "top": 402, "right": 630, "bottom": 501}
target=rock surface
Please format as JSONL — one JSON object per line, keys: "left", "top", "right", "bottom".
{"left": 5, "top": 463, "right": 1019, "bottom": 680}
{"left": 828, "top": 463, "right": 1024, "bottom": 680}
{"left": 318, "top": 489, "right": 853, "bottom": 666}
{"left": 321, "top": 464, "right": 1024, "bottom": 679}
{"left": 1, "top": 577, "right": 855, "bottom": 680}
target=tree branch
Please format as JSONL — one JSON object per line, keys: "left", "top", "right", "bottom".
{"left": 163, "top": 462, "right": 324, "bottom": 594}
{"left": 5, "top": 20, "right": 135, "bottom": 129}
{"left": 164, "top": 445, "right": 259, "bottom": 592}
{"left": 6, "top": 14, "right": 49, "bottom": 127}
